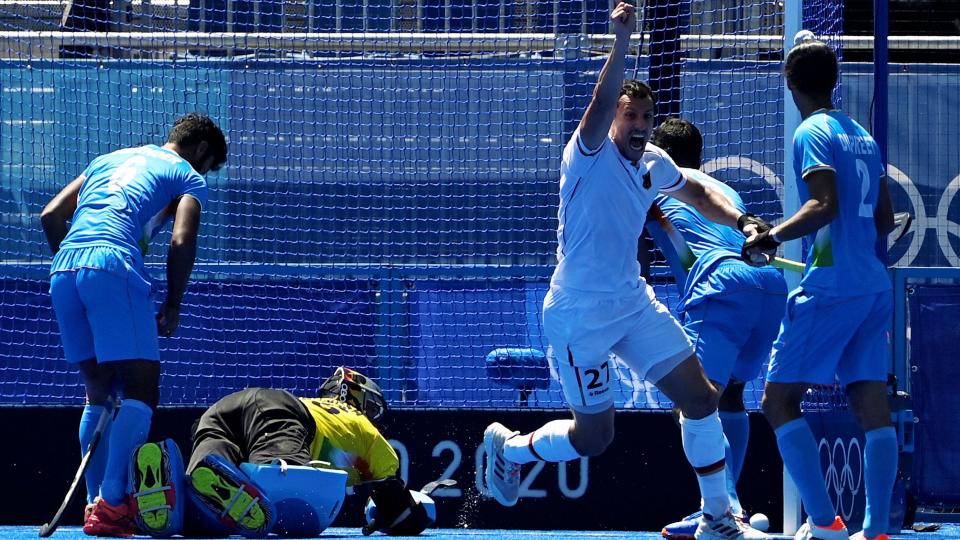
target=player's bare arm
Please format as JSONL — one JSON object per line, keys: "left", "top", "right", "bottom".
{"left": 577, "top": 1, "right": 635, "bottom": 151}
{"left": 742, "top": 169, "right": 837, "bottom": 262}
{"left": 668, "top": 174, "right": 743, "bottom": 229}
{"left": 158, "top": 195, "right": 202, "bottom": 337}
{"left": 767, "top": 169, "right": 838, "bottom": 243}
{"left": 40, "top": 175, "right": 85, "bottom": 255}
{"left": 875, "top": 174, "right": 895, "bottom": 235}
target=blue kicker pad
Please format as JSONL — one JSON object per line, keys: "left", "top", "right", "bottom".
{"left": 240, "top": 461, "right": 348, "bottom": 537}
{"left": 128, "top": 438, "right": 185, "bottom": 538}
{"left": 187, "top": 454, "right": 277, "bottom": 539}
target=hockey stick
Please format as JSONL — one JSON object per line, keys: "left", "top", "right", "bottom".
{"left": 891, "top": 211, "right": 913, "bottom": 243}
{"left": 767, "top": 211, "right": 913, "bottom": 274}
{"left": 39, "top": 399, "right": 115, "bottom": 537}
{"left": 770, "top": 256, "right": 805, "bottom": 273}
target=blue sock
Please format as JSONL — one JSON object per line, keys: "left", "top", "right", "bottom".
{"left": 79, "top": 405, "right": 113, "bottom": 504}
{"left": 720, "top": 410, "right": 749, "bottom": 514}
{"left": 775, "top": 418, "right": 835, "bottom": 527}
{"left": 100, "top": 399, "right": 152, "bottom": 505}
{"left": 863, "top": 426, "right": 898, "bottom": 538}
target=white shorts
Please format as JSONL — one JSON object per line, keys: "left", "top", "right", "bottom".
{"left": 542, "top": 284, "right": 694, "bottom": 413}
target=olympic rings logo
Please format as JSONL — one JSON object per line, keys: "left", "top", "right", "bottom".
{"left": 818, "top": 437, "right": 863, "bottom": 522}
{"left": 703, "top": 157, "right": 960, "bottom": 267}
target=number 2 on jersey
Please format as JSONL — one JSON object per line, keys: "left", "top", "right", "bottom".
{"left": 856, "top": 158, "right": 874, "bottom": 218}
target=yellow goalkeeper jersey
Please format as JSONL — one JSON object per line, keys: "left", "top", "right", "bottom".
{"left": 299, "top": 396, "right": 399, "bottom": 486}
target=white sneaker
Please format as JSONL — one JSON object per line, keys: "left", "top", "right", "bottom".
{"left": 483, "top": 422, "right": 521, "bottom": 507}
{"left": 695, "top": 511, "right": 769, "bottom": 540}
{"left": 793, "top": 516, "right": 848, "bottom": 540}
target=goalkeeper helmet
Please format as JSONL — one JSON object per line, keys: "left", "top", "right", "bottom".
{"left": 320, "top": 367, "right": 387, "bottom": 421}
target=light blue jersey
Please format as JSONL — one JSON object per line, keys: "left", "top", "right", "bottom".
{"left": 654, "top": 168, "right": 787, "bottom": 385}
{"left": 793, "top": 110, "right": 890, "bottom": 295}
{"left": 53, "top": 144, "right": 208, "bottom": 275}
{"left": 49, "top": 144, "right": 208, "bottom": 364}
{"left": 655, "top": 168, "right": 748, "bottom": 312}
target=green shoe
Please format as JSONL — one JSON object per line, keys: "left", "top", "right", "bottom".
{"left": 191, "top": 465, "right": 268, "bottom": 532}
{"left": 133, "top": 442, "right": 170, "bottom": 533}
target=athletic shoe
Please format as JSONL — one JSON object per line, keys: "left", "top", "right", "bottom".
{"left": 84, "top": 499, "right": 97, "bottom": 523}
{"left": 83, "top": 496, "right": 138, "bottom": 538}
{"left": 188, "top": 454, "right": 275, "bottom": 538}
{"left": 849, "top": 532, "right": 889, "bottom": 540}
{"left": 663, "top": 510, "right": 704, "bottom": 539}
{"left": 695, "top": 512, "right": 769, "bottom": 540}
{"left": 483, "top": 422, "right": 521, "bottom": 507}
{"left": 663, "top": 510, "right": 753, "bottom": 539}
{"left": 793, "top": 516, "right": 848, "bottom": 540}
{"left": 130, "top": 441, "right": 184, "bottom": 537}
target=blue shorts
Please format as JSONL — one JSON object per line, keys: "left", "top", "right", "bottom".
{"left": 683, "top": 263, "right": 787, "bottom": 385}
{"left": 49, "top": 250, "right": 160, "bottom": 363}
{"left": 767, "top": 288, "right": 892, "bottom": 387}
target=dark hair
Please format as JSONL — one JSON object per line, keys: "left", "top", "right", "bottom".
{"left": 651, "top": 117, "right": 703, "bottom": 169}
{"left": 167, "top": 113, "right": 228, "bottom": 172}
{"left": 619, "top": 79, "right": 655, "bottom": 104}
{"left": 784, "top": 41, "right": 838, "bottom": 98}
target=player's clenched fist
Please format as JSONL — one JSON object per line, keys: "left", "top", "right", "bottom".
{"left": 610, "top": 2, "right": 636, "bottom": 37}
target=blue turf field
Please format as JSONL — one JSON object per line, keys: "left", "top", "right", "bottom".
{"left": 7, "top": 525, "right": 960, "bottom": 539}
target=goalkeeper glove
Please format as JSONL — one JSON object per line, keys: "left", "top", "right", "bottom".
{"left": 361, "top": 477, "right": 432, "bottom": 536}
{"left": 737, "top": 213, "right": 773, "bottom": 235}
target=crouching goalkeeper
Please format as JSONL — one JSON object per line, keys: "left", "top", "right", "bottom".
{"left": 129, "top": 367, "right": 438, "bottom": 538}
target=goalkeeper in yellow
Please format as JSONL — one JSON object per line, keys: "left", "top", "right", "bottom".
{"left": 183, "top": 367, "right": 434, "bottom": 538}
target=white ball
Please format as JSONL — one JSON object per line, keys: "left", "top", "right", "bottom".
{"left": 793, "top": 30, "right": 816, "bottom": 45}
{"left": 749, "top": 512, "right": 769, "bottom": 532}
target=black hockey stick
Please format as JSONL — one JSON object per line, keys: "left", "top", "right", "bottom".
{"left": 39, "top": 400, "right": 115, "bottom": 537}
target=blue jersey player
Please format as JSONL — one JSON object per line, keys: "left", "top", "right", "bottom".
{"left": 652, "top": 119, "right": 787, "bottom": 539}
{"left": 41, "top": 114, "right": 227, "bottom": 538}
{"left": 743, "top": 40, "right": 897, "bottom": 540}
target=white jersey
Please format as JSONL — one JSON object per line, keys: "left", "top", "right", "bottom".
{"left": 551, "top": 130, "right": 686, "bottom": 293}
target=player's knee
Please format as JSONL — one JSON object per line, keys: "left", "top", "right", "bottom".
{"left": 117, "top": 360, "right": 161, "bottom": 409}
{"left": 676, "top": 384, "right": 720, "bottom": 420}
{"left": 78, "top": 359, "right": 116, "bottom": 405}
{"left": 761, "top": 391, "right": 800, "bottom": 428}
{"left": 718, "top": 382, "right": 746, "bottom": 412}
{"left": 846, "top": 381, "right": 892, "bottom": 432}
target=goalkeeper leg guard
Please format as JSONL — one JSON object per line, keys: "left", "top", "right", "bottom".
{"left": 187, "top": 454, "right": 276, "bottom": 538}
{"left": 130, "top": 439, "right": 185, "bottom": 538}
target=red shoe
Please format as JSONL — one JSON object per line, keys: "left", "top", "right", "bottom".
{"left": 83, "top": 498, "right": 97, "bottom": 523}
{"left": 83, "top": 497, "right": 138, "bottom": 538}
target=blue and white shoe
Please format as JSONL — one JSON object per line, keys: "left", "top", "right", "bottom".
{"left": 662, "top": 510, "right": 752, "bottom": 539}
{"left": 662, "top": 510, "right": 704, "bottom": 540}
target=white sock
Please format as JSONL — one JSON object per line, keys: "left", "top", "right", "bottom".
{"left": 504, "top": 419, "right": 580, "bottom": 464}
{"left": 681, "top": 411, "right": 729, "bottom": 519}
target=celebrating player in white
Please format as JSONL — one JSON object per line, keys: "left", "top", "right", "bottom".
{"left": 482, "top": 4, "right": 769, "bottom": 539}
